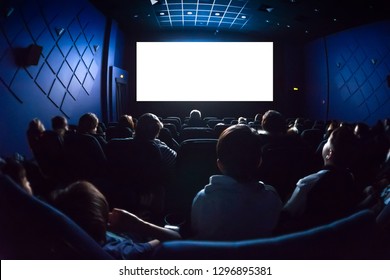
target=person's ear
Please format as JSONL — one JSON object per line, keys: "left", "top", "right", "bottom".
{"left": 325, "top": 148, "right": 334, "bottom": 160}
{"left": 217, "top": 158, "right": 225, "bottom": 173}
{"left": 257, "top": 157, "right": 262, "bottom": 168}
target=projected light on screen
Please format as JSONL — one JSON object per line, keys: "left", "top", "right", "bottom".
{"left": 136, "top": 42, "right": 273, "bottom": 102}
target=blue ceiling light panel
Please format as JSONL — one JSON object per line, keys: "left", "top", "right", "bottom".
{"left": 154, "top": 0, "right": 250, "bottom": 30}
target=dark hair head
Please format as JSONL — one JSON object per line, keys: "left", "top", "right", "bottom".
{"left": 261, "top": 110, "right": 286, "bottom": 135}
{"left": 27, "top": 118, "right": 45, "bottom": 138}
{"left": 1, "top": 159, "right": 26, "bottom": 188}
{"left": 327, "top": 126, "right": 357, "bottom": 167}
{"left": 27, "top": 118, "right": 45, "bottom": 151}
{"left": 78, "top": 113, "right": 99, "bottom": 134}
{"left": 217, "top": 124, "right": 262, "bottom": 183}
{"left": 51, "top": 181, "right": 109, "bottom": 244}
{"left": 118, "top": 114, "right": 134, "bottom": 130}
{"left": 51, "top": 116, "right": 68, "bottom": 131}
{"left": 354, "top": 122, "right": 370, "bottom": 139}
{"left": 28, "top": 118, "right": 45, "bottom": 132}
{"left": 135, "top": 113, "right": 163, "bottom": 140}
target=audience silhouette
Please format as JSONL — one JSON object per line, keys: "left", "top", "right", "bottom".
{"left": 3, "top": 109, "right": 390, "bottom": 258}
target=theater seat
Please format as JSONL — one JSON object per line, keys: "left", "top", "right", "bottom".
{"left": 166, "top": 139, "right": 219, "bottom": 225}
{"left": 63, "top": 133, "right": 107, "bottom": 182}
{"left": 0, "top": 175, "right": 113, "bottom": 259}
{"left": 179, "top": 127, "right": 215, "bottom": 142}
{"left": 105, "top": 138, "right": 165, "bottom": 220}
{"left": 152, "top": 209, "right": 376, "bottom": 260}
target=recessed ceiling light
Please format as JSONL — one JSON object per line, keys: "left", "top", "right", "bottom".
{"left": 241, "top": 15, "right": 247, "bottom": 19}
{"left": 134, "top": 14, "right": 139, "bottom": 18}
{"left": 333, "top": 18, "right": 337, "bottom": 22}
{"left": 187, "top": 11, "right": 193, "bottom": 15}
{"left": 286, "top": 24, "right": 291, "bottom": 28}
{"left": 314, "top": 8, "right": 320, "bottom": 12}
{"left": 215, "top": 12, "right": 221, "bottom": 16}
{"left": 259, "top": 4, "right": 274, "bottom": 13}
{"left": 160, "top": 12, "right": 165, "bottom": 16}
{"left": 265, "top": 19, "right": 270, "bottom": 23}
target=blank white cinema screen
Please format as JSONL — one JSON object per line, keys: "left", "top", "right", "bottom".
{"left": 136, "top": 42, "right": 273, "bottom": 102}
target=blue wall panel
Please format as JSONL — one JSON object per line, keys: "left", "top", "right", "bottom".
{"left": 303, "top": 39, "right": 328, "bottom": 121}
{"left": 305, "top": 20, "right": 390, "bottom": 125}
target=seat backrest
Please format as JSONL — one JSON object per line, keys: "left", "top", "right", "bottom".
{"left": 0, "top": 175, "right": 113, "bottom": 259}
{"left": 301, "top": 128, "right": 324, "bottom": 151}
{"left": 375, "top": 203, "right": 390, "bottom": 259}
{"left": 214, "top": 123, "right": 231, "bottom": 137}
{"left": 377, "top": 203, "right": 390, "bottom": 233}
{"left": 105, "top": 138, "right": 164, "bottom": 214}
{"left": 168, "top": 139, "right": 219, "bottom": 215}
{"left": 257, "top": 144, "right": 313, "bottom": 202}
{"left": 179, "top": 127, "right": 216, "bottom": 142}
{"left": 163, "top": 118, "right": 181, "bottom": 132}
{"left": 63, "top": 133, "right": 107, "bottom": 182}
{"left": 223, "top": 117, "right": 236, "bottom": 124}
{"left": 35, "top": 130, "right": 65, "bottom": 180}
{"left": 152, "top": 209, "right": 375, "bottom": 260}
{"left": 207, "top": 119, "right": 223, "bottom": 129}
{"left": 105, "top": 126, "right": 133, "bottom": 141}
{"left": 162, "top": 123, "right": 179, "bottom": 140}
{"left": 158, "top": 127, "right": 178, "bottom": 150}
{"left": 106, "top": 138, "right": 163, "bottom": 188}
{"left": 165, "top": 116, "right": 182, "bottom": 126}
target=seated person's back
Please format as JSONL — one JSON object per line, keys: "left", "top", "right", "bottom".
{"left": 283, "top": 126, "right": 362, "bottom": 231}
{"left": 135, "top": 113, "right": 177, "bottom": 170}
{"left": 191, "top": 124, "right": 282, "bottom": 241}
{"left": 182, "top": 109, "right": 207, "bottom": 128}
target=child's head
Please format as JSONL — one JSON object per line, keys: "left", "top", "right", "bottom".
{"left": 118, "top": 114, "right": 135, "bottom": 130}
{"left": 1, "top": 158, "right": 32, "bottom": 195}
{"left": 51, "top": 181, "right": 109, "bottom": 244}
{"left": 51, "top": 115, "right": 68, "bottom": 132}
{"left": 78, "top": 113, "right": 99, "bottom": 134}
{"left": 217, "top": 124, "right": 262, "bottom": 183}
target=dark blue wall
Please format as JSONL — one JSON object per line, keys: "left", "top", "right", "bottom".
{"left": 304, "top": 20, "right": 390, "bottom": 125}
{"left": 0, "top": 0, "right": 106, "bottom": 158}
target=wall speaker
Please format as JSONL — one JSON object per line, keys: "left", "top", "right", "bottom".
{"left": 25, "top": 44, "right": 43, "bottom": 66}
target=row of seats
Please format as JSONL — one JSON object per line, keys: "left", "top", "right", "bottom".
{"left": 2, "top": 173, "right": 389, "bottom": 259}
{"left": 32, "top": 125, "right": 325, "bottom": 222}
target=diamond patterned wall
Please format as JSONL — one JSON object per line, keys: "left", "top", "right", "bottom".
{"left": 0, "top": 0, "right": 103, "bottom": 118}
{"left": 0, "top": 0, "right": 106, "bottom": 158}
{"left": 327, "top": 21, "right": 390, "bottom": 124}
{"left": 305, "top": 21, "right": 390, "bottom": 124}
